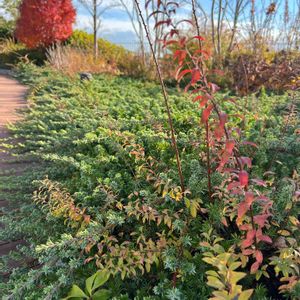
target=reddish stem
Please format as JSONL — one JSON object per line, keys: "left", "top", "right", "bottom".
{"left": 205, "top": 121, "right": 213, "bottom": 202}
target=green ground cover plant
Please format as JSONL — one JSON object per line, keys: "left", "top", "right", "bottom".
{"left": 0, "top": 63, "right": 299, "bottom": 299}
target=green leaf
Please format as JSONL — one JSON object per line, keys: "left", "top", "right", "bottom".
{"left": 86, "top": 272, "right": 97, "bottom": 296}
{"left": 63, "top": 285, "right": 88, "bottom": 299}
{"left": 92, "top": 270, "right": 110, "bottom": 292}
{"left": 91, "top": 289, "right": 110, "bottom": 300}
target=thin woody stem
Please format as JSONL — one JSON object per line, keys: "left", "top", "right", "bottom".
{"left": 134, "top": 0, "right": 185, "bottom": 193}
{"left": 191, "top": 0, "right": 256, "bottom": 241}
{"left": 192, "top": 0, "right": 212, "bottom": 202}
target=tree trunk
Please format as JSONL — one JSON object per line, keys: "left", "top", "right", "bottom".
{"left": 93, "top": 0, "right": 98, "bottom": 60}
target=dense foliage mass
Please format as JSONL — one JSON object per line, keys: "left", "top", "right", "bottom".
{"left": 15, "top": 0, "right": 76, "bottom": 48}
{"left": 0, "top": 63, "right": 299, "bottom": 299}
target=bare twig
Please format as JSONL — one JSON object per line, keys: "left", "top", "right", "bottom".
{"left": 133, "top": 0, "right": 185, "bottom": 193}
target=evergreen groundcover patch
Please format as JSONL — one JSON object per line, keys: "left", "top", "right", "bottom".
{"left": 0, "top": 63, "right": 299, "bottom": 299}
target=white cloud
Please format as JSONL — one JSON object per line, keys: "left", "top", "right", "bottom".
{"left": 75, "top": 13, "right": 138, "bottom": 35}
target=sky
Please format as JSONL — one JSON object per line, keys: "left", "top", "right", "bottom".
{"left": 1, "top": 0, "right": 299, "bottom": 50}
{"left": 69, "top": 0, "right": 294, "bottom": 50}
{"left": 74, "top": 1, "right": 142, "bottom": 50}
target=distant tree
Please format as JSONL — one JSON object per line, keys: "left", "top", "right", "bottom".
{"left": 15, "top": 0, "right": 76, "bottom": 48}
{"left": 78, "top": 0, "right": 119, "bottom": 59}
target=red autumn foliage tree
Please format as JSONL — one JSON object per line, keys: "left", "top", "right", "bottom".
{"left": 15, "top": 0, "right": 76, "bottom": 48}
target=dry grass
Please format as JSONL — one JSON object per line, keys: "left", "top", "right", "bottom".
{"left": 46, "top": 44, "right": 119, "bottom": 76}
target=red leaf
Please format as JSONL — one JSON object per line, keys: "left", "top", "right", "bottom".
{"left": 239, "top": 170, "right": 249, "bottom": 187}
{"left": 201, "top": 104, "right": 213, "bottom": 123}
{"left": 192, "top": 35, "right": 205, "bottom": 41}
{"left": 242, "top": 229, "right": 256, "bottom": 248}
{"left": 250, "top": 261, "right": 260, "bottom": 274}
{"left": 148, "top": 10, "right": 165, "bottom": 19}
{"left": 214, "top": 125, "right": 225, "bottom": 140}
{"left": 174, "top": 50, "right": 186, "bottom": 63}
{"left": 225, "top": 140, "right": 235, "bottom": 154}
{"left": 245, "top": 192, "right": 254, "bottom": 205}
{"left": 163, "top": 39, "right": 178, "bottom": 48}
{"left": 154, "top": 19, "right": 171, "bottom": 29}
{"left": 257, "top": 234, "right": 272, "bottom": 244}
{"left": 238, "top": 201, "right": 250, "bottom": 219}
{"left": 191, "top": 68, "right": 201, "bottom": 84}
{"left": 199, "top": 97, "right": 209, "bottom": 108}
{"left": 219, "top": 112, "right": 227, "bottom": 126}
{"left": 145, "top": 0, "right": 152, "bottom": 8}
{"left": 227, "top": 181, "right": 240, "bottom": 191}
{"left": 193, "top": 49, "right": 210, "bottom": 59}
{"left": 179, "top": 37, "right": 187, "bottom": 47}
{"left": 176, "top": 69, "right": 192, "bottom": 82}
{"left": 192, "top": 95, "right": 203, "bottom": 103}
{"left": 254, "top": 214, "right": 269, "bottom": 227}
{"left": 170, "top": 29, "right": 179, "bottom": 37}
{"left": 240, "top": 156, "right": 252, "bottom": 168}
{"left": 243, "top": 249, "right": 255, "bottom": 255}
{"left": 239, "top": 224, "right": 252, "bottom": 231}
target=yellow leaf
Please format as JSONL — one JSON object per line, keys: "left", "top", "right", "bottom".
{"left": 238, "top": 289, "right": 253, "bottom": 300}
{"left": 278, "top": 230, "right": 290, "bottom": 236}
{"left": 207, "top": 276, "right": 225, "bottom": 289}
{"left": 229, "top": 262, "right": 242, "bottom": 271}
{"left": 190, "top": 200, "right": 199, "bottom": 218}
{"left": 185, "top": 198, "right": 190, "bottom": 208}
{"left": 169, "top": 190, "right": 175, "bottom": 199}
{"left": 229, "top": 271, "right": 246, "bottom": 285}
{"left": 211, "top": 290, "right": 229, "bottom": 300}
{"left": 289, "top": 216, "right": 299, "bottom": 226}
{"left": 145, "top": 262, "right": 151, "bottom": 273}
{"left": 206, "top": 270, "right": 220, "bottom": 278}
{"left": 121, "top": 270, "right": 126, "bottom": 280}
